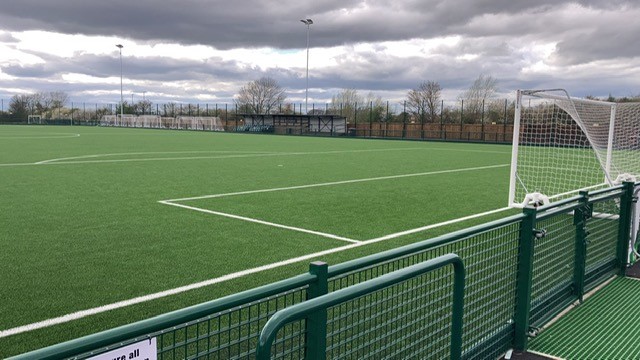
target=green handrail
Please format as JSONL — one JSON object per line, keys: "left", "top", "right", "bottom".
{"left": 328, "top": 215, "right": 521, "bottom": 277}
{"left": 9, "top": 273, "right": 316, "bottom": 360}
{"left": 255, "top": 253, "right": 465, "bottom": 360}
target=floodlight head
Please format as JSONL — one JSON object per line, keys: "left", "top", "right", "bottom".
{"left": 300, "top": 19, "right": 313, "bottom": 25}
{"left": 116, "top": 44, "right": 123, "bottom": 49}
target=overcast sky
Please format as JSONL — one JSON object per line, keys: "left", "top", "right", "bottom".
{"left": 0, "top": 0, "right": 639, "bottom": 106}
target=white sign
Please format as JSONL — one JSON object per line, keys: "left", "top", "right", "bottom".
{"left": 87, "top": 338, "right": 157, "bottom": 360}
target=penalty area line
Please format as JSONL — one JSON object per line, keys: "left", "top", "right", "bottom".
{"left": 163, "top": 163, "right": 510, "bottom": 202}
{"left": 0, "top": 205, "right": 512, "bottom": 339}
{"left": 159, "top": 200, "right": 361, "bottom": 244}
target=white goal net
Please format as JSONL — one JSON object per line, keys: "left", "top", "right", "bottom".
{"left": 100, "top": 115, "right": 224, "bottom": 131}
{"left": 509, "top": 89, "right": 640, "bottom": 256}
{"left": 175, "top": 116, "right": 224, "bottom": 131}
{"left": 509, "top": 89, "right": 640, "bottom": 207}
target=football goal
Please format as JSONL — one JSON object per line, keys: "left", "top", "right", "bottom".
{"left": 509, "top": 89, "right": 640, "bottom": 257}
{"left": 175, "top": 116, "right": 225, "bottom": 131}
{"left": 27, "top": 115, "right": 43, "bottom": 124}
{"left": 509, "top": 89, "right": 639, "bottom": 208}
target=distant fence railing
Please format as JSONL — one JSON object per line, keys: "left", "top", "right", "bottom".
{"left": 9, "top": 182, "right": 639, "bottom": 359}
{"left": 0, "top": 99, "right": 515, "bottom": 144}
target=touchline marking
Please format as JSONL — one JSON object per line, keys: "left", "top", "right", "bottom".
{"left": 0, "top": 147, "right": 508, "bottom": 168}
{"left": 0, "top": 205, "right": 511, "bottom": 339}
{"left": 0, "top": 147, "right": 425, "bottom": 167}
{"left": 0, "top": 133, "right": 80, "bottom": 140}
{"left": 35, "top": 150, "right": 277, "bottom": 164}
{"left": 163, "top": 163, "right": 510, "bottom": 202}
{"left": 159, "top": 200, "right": 361, "bottom": 244}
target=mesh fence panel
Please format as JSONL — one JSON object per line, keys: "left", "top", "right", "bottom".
{"left": 584, "top": 198, "right": 620, "bottom": 289}
{"left": 529, "top": 212, "right": 576, "bottom": 326}
{"left": 327, "top": 268, "right": 454, "bottom": 360}
{"left": 266, "top": 320, "right": 306, "bottom": 360}
{"left": 328, "top": 221, "right": 521, "bottom": 359}
{"left": 166, "top": 289, "right": 307, "bottom": 360}
{"left": 74, "top": 287, "right": 308, "bottom": 360}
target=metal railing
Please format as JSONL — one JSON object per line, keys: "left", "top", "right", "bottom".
{"left": 9, "top": 182, "right": 639, "bottom": 360}
{"left": 256, "top": 254, "right": 465, "bottom": 360}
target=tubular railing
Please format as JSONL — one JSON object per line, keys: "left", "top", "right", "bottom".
{"left": 255, "top": 254, "right": 465, "bottom": 360}
{"left": 8, "top": 182, "right": 639, "bottom": 360}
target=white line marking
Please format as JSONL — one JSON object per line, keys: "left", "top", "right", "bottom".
{"left": 35, "top": 150, "right": 276, "bottom": 164}
{"left": 0, "top": 147, "right": 509, "bottom": 168}
{"left": 163, "top": 164, "right": 510, "bottom": 202}
{"left": 0, "top": 133, "right": 80, "bottom": 140}
{"left": 1, "top": 147, "right": 419, "bottom": 167}
{"left": 366, "top": 207, "right": 512, "bottom": 242}
{"left": 0, "top": 205, "right": 511, "bottom": 339}
{"left": 159, "top": 200, "right": 361, "bottom": 244}
{"left": 0, "top": 162, "right": 38, "bottom": 167}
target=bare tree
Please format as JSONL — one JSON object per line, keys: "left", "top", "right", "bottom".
{"left": 48, "top": 91, "right": 69, "bottom": 111}
{"left": 364, "top": 92, "right": 389, "bottom": 122}
{"left": 236, "top": 77, "right": 287, "bottom": 114}
{"left": 460, "top": 74, "right": 498, "bottom": 122}
{"left": 8, "top": 94, "right": 31, "bottom": 119}
{"left": 330, "top": 89, "right": 363, "bottom": 122}
{"left": 407, "top": 81, "right": 442, "bottom": 122}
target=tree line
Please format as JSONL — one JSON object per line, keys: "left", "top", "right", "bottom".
{"left": 235, "top": 74, "right": 512, "bottom": 124}
{"left": 3, "top": 75, "right": 638, "bottom": 124}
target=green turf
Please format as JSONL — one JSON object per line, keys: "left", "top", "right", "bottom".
{"left": 0, "top": 125, "right": 513, "bottom": 356}
{"left": 529, "top": 277, "right": 640, "bottom": 359}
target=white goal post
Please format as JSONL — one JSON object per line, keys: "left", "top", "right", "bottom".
{"left": 28, "top": 115, "right": 43, "bottom": 124}
{"left": 509, "top": 89, "right": 639, "bottom": 208}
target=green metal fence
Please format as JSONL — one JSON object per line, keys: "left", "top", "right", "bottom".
{"left": 255, "top": 254, "right": 465, "bottom": 360}
{"left": 10, "top": 182, "right": 639, "bottom": 360}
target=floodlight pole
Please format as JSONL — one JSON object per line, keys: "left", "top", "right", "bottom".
{"left": 116, "top": 44, "right": 124, "bottom": 123}
{"left": 300, "top": 19, "right": 313, "bottom": 114}
{"left": 142, "top": 91, "right": 147, "bottom": 114}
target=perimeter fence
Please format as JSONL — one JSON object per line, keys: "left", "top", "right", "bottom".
{"left": 0, "top": 99, "right": 515, "bottom": 144}
{"left": 10, "top": 182, "right": 639, "bottom": 359}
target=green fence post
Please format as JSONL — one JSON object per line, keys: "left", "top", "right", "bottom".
{"left": 306, "top": 261, "right": 328, "bottom": 360}
{"left": 573, "top": 191, "right": 591, "bottom": 302}
{"left": 514, "top": 206, "right": 538, "bottom": 351}
{"left": 617, "top": 182, "right": 635, "bottom": 274}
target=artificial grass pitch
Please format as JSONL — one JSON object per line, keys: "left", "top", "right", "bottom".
{"left": 0, "top": 125, "right": 511, "bottom": 356}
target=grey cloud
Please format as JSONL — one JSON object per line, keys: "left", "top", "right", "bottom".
{"left": 552, "top": 19, "right": 640, "bottom": 65}
{"left": 0, "top": 0, "right": 634, "bottom": 50}
{"left": 0, "top": 32, "right": 19, "bottom": 42}
{"left": 1, "top": 0, "right": 639, "bottom": 104}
